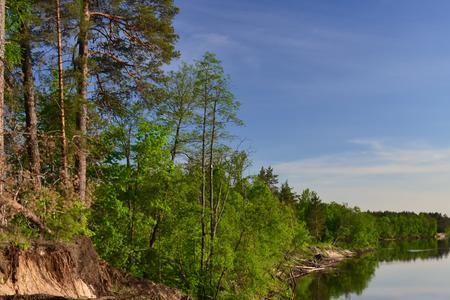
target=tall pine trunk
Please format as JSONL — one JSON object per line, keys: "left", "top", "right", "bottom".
{"left": 55, "top": 0, "right": 69, "bottom": 188}
{"left": 0, "top": 0, "right": 4, "bottom": 195}
{"left": 75, "top": 0, "right": 89, "bottom": 202}
{"left": 20, "top": 22, "right": 41, "bottom": 190}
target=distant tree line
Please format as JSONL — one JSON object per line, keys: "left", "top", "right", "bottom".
{"left": 371, "top": 211, "right": 438, "bottom": 240}
{"left": 259, "top": 166, "right": 442, "bottom": 248}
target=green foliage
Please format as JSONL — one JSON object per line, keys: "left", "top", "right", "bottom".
{"left": 5, "top": 0, "right": 27, "bottom": 65}
{"left": 85, "top": 127, "right": 439, "bottom": 299}
{"left": 216, "top": 180, "right": 302, "bottom": 299}
{"left": 297, "top": 189, "right": 326, "bottom": 241}
{"left": 90, "top": 124, "right": 310, "bottom": 298}
{"left": 425, "top": 212, "right": 450, "bottom": 233}
{"left": 295, "top": 255, "right": 378, "bottom": 299}
{"left": 90, "top": 120, "right": 174, "bottom": 277}
{"left": 32, "top": 188, "right": 92, "bottom": 241}
{"left": 279, "top": 181, "right": 297, "bottom": 206}
{"left": 88, "top": 0, "right": 179, "bottom": 113}
{"left": 3, "top": 188, "right": 91, "bottom": 243}
{"left": 296, "top": 189, "right": 438, "bottom": 249}
{"left": 372, "top": 211, "right": 437, "bottom": 240}
{"left": 6, "top": 214, "right": 37, "bottom": 249}
{"left": 324, "top": 203, "right": 378, "bottom": 248}
{"left": 257, "top": 166, "right": 279, "bottom": 194}
{"left": 2, "top": 1, "right": 444, "bottom": 293}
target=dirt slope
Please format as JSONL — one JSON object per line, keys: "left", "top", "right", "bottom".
{"left": 0, "top": 237, "right": 185, "bottom": 299}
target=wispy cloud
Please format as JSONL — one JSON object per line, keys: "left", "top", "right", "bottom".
{"left": 273, "top": 140, "right": 450, "bottom": 214}
{"left": 174, "top": 1, "right": 450, "bottom": 214}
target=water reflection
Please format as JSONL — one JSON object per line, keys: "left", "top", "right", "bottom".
{"left": 294, "top": 240, "right": 450, "bottom": 300}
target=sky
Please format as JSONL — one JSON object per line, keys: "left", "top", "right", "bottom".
{"left": 172, "top": 0, "right": 450, "bottom": 214}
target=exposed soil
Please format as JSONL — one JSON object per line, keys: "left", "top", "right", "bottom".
{"left": 0, "top": 237, "right": 186, "bottom": 299}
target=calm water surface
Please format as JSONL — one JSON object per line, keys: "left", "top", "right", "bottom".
{"left": 295, "top": 240, "right": 450, "bottom": 300}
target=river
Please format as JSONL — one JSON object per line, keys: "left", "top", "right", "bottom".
{"left": 294, "top": 240, "right": 450, "bottom": 299}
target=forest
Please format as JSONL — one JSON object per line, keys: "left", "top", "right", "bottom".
{"left": 0, "top": 1, "right": 449, "bottom": 299}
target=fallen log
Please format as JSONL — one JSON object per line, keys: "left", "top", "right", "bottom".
{"left": 0, "top": 194, "right": 52, "bottom": 234}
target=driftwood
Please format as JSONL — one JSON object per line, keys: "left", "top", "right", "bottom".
{"left": 0, "top": 193, "right": 52, "bottom": 234}
{"left": 269, "top": 248, "right": 357, "bottom": 299}
{"left": 285, "top": 248, "right": 356, "bottom": 282}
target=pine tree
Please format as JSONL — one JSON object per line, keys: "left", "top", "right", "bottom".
{"left": 19, "top": 10, "right": 41, "bottom": 189}
{"left": 73, "top": 0, "right": 179, "bottom": 202}
{"left": 279, "top": 180, "right": 297, "bottom": 205}
{"left": 258, "top": 166, "right": 279, "bottom": 194}
{"left": 0, "top": 0, "right": 4, "bottom": 195}
{"left": 54, "top": 0, "right": 69, "bottom": 188}
{"left": 74, "top": 0, "right": 89, "bottom": 202}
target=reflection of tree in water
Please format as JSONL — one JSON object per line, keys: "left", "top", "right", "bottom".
{"left": 294, "top": 240, "right": 450, "bottom": 300}
{"left": 295, "top": 256, "right": 378, "bottom": 300}
{"left": 377, "top": 239, "right": 450, "bottom": 262}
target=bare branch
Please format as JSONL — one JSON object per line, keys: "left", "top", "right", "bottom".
{"left": 0, "top": 194, "right": 52, "bottom": 234}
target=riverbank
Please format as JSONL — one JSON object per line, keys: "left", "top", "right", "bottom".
{"left": 268, "top": 245, "right": 359, "bottom": 298}
{"left": 294, "top": 239, "right": 450, "bottom": 299}
{"left": 0, "top": 237, "right": 186, "bottom": 300}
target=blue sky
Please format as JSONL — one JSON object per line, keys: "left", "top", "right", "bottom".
{"left": 173, "top": 0, "right": 450, "bottom": 214}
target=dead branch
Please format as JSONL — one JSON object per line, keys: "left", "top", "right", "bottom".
{"left": 0, "top": 193, "right": 52, "bottom": 234}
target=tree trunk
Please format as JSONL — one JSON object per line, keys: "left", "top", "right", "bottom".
{"left": 199, "top": 71, "right": 208, "bottom": 284}
{"left": 208, "top": 98, "right": 217, "bottom": 285}
{"left": 0, "top": 194, "right": 51, "bottom": 234}
{"left": 75, "top": 0, "right": 90, "bottom": 202}
{"left": 200, "top": 103, "right": 207, "bottom": 272}
{"left": 149, "top": 214, "right": 160, "bottom": 248}
{"left": 171, "top": 117, "right": 182, "bottom": 161}
{"left": 150, "top": 116, "right": 181, "bottom": 249}
{"left": 0, "top": 0, "right": 5, "bottom": 195}
{"left": 19, "top": 23, "right": 41, "bottom": 190}
{"left": 55, "top": 0, "right": 69, "bottom": 188}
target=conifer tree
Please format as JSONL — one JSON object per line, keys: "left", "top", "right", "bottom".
{"left": 19, "top": 7, "right": 41, "bottom": 189}
{"left": 279, "top": 180, "right": 297, "bottom": 205}
{"left": 55, "top": 0, "right": 69, "bottom": 188}
{"left": 73, "top": 0, "right": 179, "bottom": 202}
{"left": 0, "top": 0, "right": 4, "bottom": 195}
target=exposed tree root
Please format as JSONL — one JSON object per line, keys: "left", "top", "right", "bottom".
{"left": 0, "top": 237, "right": 186, "bottom": 299}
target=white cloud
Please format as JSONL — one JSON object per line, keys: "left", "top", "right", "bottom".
{"left": 273, "top": 140, "right": 450, "bottom": 214}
